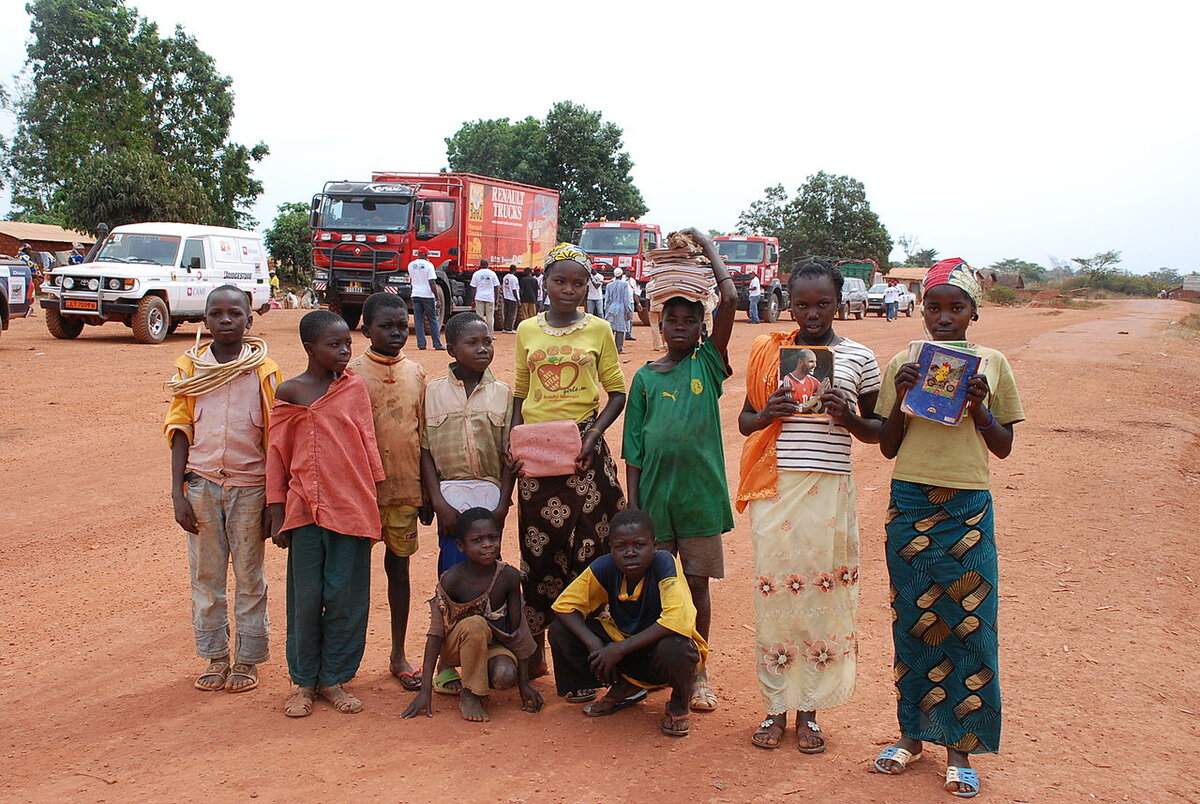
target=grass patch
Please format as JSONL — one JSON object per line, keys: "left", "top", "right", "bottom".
{"left": 1168, "top": 313, "right": 1200, "bottom": 342}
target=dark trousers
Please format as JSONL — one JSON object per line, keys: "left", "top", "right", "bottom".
{"left": 548, "top": 617, "right": 699, "bottom": 696}
{"left": 285, "top": 524, "right": 372, "bottom": 687}
{"left": 412, "top": 296, "right": 442, "bottom": 349}
{"left": 503, "top": 298, "right": 519, "bottom": 331}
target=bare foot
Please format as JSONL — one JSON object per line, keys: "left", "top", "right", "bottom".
{"left": 459, "top": 689, "right": 490, "bottom": 722}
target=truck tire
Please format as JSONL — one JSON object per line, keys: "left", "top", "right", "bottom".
{"left": 764, "top": 292, "right": 780, "bottom": 323}
{"left": 854, "top": 306, "right": 864, "bottom": 320}
{"left": 132, "top": 295, "right": 170, "bottom": 344}
{"left": 837, "top": 303, "right": 848, "bottom": 321}
{"left": 905, "top": 302, "right": 914, "bottom": 317}
{"left": 46, "top": 307, "right": 84, "bottom": 339}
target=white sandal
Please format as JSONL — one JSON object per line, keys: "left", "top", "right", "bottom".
{"left": 874, "top": 745, "right": 923, "bottom": 774}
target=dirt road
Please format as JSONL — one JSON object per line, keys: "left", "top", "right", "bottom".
{"left": 1, "top": 299, "right": 1196, "bottom": 803}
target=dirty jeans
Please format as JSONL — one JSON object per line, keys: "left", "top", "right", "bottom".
{"left": 185, "top": 477, "right": 269, "bottom": 663}
{"left": 412, "top": 295, "right": 443, "bottom": 350}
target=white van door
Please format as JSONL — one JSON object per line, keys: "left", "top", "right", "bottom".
{"left": 237, "top": 238, "right": 269, "bottom": 310}
{"left": 177, "top": 236, "right": 211, "bottom": 315}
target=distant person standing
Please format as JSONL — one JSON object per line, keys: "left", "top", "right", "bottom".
{"left": 518, "top": 268, "right": 538, "bottom": 323}
{"left": 586, "top": 268, "right": 605, "bottom": 317}
{"left": 470, "top": 259, "right": 501, "bottom": 336}
{"left": 269, "top": 267, "right": 281, "bottom": 299}
{"left": 883, "top": 280, "right": 901, "bottom": 322}
{"left": 624, "top": 273, "right": 640, "bottom": 341}
{"left": 748, "top": 274, "right": 762, "bottom": 324}
{"left": 409, "top": 248, "right": 443, "bottom": 351}
{"left": 502, "top": 265, "right": 521, "bottom": 333}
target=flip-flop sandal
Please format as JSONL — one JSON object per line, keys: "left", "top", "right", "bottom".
{"left": 582, "top": 688, "right": 648, "bottom": 717}
{"left": 873, "top": 746, "right": 924, "bottom": 774}
{"left": 433, "top": 668, "right": 462, "bottom": 696}
{"left": 284, "top": 687, "right": 315, "bottom": 718}
{"left": 194, "top": 660, "right": 231, "bottom": 692}
{"left": 317, "top": 684, "right": 363, "bottom": 714}
{"left": 224, "top": 663, "right": 259, "bottom": 693}
{"left": 564, "top": 688, "right": 597, "bottom": 703}
{"left": 660, "top": 707, "right": 690, "bottom": 737}
{"left": 690, "top": 681, "right": 717, "bottom": 712}
{"left": 750, "top": 716, "right": 786, "bottom": 749}
{"left": 796, "top": 720, "right": 826, "bottom": 754}
{"left": 944, "top": 766, "right": 980, "bottom": 798}
{"left": 394, "top": 669, "right": 422, "bottom": 692}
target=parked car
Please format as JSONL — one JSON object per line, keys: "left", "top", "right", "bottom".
{"left": 838, "top": 277, "right": 868, "bottom": 320}
{"left": 866, "top": 282, "right": 916, "bottom": 317}
{"left": 0, "top": 257, "right": 36, "bottom": 340}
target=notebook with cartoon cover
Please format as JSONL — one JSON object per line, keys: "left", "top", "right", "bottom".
{"left": 901, "top": 341, "right": 988, "bottom": 426}
{"left": 779, "top": 346, "right": 834, "bottom": 419}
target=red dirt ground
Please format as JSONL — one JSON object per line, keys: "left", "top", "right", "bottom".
{"left": 1, "top": 299, "right": 1196, "bottom": 803}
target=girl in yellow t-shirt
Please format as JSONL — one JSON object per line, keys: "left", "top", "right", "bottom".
{"left": 511, "top": 243, "right": 627, "bottom": 688}
{"left": 872, "top": 259, "right": 1025, "bottom": 800}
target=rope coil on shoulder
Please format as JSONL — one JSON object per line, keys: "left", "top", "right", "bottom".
{"left": 166, "top": 328, "right": 270, "bottom": 397}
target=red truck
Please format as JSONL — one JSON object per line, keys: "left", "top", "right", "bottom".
{"left": 714, "top": 234, "right": 784, "bottom": 322}
{"left": 310, "top": 173, "right": 559, "bottom": 327}
{"left": 577, "top": 220, "right": 663, "bottom": 324}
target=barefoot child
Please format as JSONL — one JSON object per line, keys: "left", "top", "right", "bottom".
{"left": 268, "top": 310, "right": 386, "bottom": 717}
{"left": 165, "top": 286, "right": 281, "bottom": 694}
{"left": 548, "top": 509, "right": 706, "bottom": 737}
{"left": 623, "top": 228, "right": 736, "bottom": 713}
{"left": 872, "top": 259, "right": 1024, "bottom": 799}
{"left": 419, "top": 312, "right": 516, "bottom": 693}
{"left": 402, "top": 508, "right": 543, "bottom": 722}
{"left": 346, "top": 294, "right": 427, "bottom": 692}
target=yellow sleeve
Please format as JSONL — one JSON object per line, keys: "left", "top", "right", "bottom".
{"left": 655, "top": 555, "right": 698, "bottom": 637}
{"left": 551, "top": 567, "right": 608, "bottom": 616}
{"left": 163, "top": 358, "right": 194, "bottom": 446}
{"left": 514, "top": 325, "right": 531, "bottom": 399}
{"left": 594, "top": 320, "right": 627, "bottom": 394}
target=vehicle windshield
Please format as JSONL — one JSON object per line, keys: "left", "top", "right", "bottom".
{"left": 716, "top": 240, "right": 765, "bottom": 264}
{"left": 869, "top": 283, "right": 887, "bottom": 293}
{"left": 96, "top": 233, "right": 181, "bottom": 265}
{"left": 320, "top": 196, "right": 412, "bottom": 232}
{"left": 579, "top": 227, "right": 640, "bottom": 255}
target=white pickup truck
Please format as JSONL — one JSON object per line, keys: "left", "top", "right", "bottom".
{"left": 866, "top": 282, "right": 916, "bottom": 317}
{"left": 40, "top": 222, "right": 271, "bottom": 343}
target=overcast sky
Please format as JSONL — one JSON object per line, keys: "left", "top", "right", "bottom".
{"left": 2, "top": 0, "right": 1197, "bottom": 273}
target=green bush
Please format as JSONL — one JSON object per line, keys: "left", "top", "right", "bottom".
{"left": 986, "top": 286, "right": 1017, "bottom": 305}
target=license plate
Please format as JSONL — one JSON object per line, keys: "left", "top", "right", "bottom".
{"left": 347, "top": 282, "right": 366, "bottom": 293}
{"left": 64, "top": 299, "right": 98, "bottom": 310}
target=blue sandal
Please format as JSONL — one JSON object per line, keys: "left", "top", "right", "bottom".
{"left": 874, "top": 745, "right": 923, "bottom": 774}
{"left": 944, "top": 766, "right": 980, "bottom": 798}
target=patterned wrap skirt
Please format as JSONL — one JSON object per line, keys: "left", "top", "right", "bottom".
{"left": 517, "top": 417, "right": 626, "bottom": 635}
{"left": 749, "top": 471, "right": 860, "bottom": 714}
{"left": 885, "top": 479, "right": 1001, "bottom": 754}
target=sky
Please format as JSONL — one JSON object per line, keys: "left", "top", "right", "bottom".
{"left": 2, "top": 0, "right": 1197, "bottom": 273}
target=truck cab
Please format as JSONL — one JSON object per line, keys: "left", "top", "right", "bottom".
{"left": 714, "top": 234, "right": 784, "bottom": 322}
{"left": 578, "top": 220, "right": 662, "bottom": 284}
{"left": 40, "top": 223, "right": 270, "bottom": 343}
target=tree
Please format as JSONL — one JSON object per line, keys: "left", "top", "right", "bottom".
{"left": 264, "top": 202, "right": 314, "bottom": 285}
{"left": 1147, "top": 267, "right": 1182, "bottom": 285}
{"left": 990, "top": 258, "right": 1047, "bottom": 283}
{"left": 6, "top": 0, "right": 267, "bottom": 227}
{"left": 1047, "top": 256, "right": 1076, "bottom": 280}
{"left": 737, "top": 172, "right": 891, "bottom": 269}
{"left": 897, "top": 234, "right": 937, "bottom": 267}
{"left": 1072, "top": 249, "right": 1122, "bottom": 278}
{"left": 445, "top": 101, "right": 647, "bottom": 241}
{"left": 55, "top": 147, "right": 213, "bottom": 229}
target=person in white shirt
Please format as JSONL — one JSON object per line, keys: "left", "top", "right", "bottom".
{"left": 501, "top": 265, "right": 521, "bottom": 333}
{"left": 624, "top": 274, "right": 640, "bottom": 339}
{"left": 408, "top": 248, "right": 443, "bottom": 350}
{"left": 469, "top": 259, "right": 501, "bottom": 335}
{"left": 586, "top": 269, "right": 605, "bottom": 317}
{"left": 748, "top": 274, "right": 763, "bottom": 324}
{"left": 883, "top": 280, "right": 901, "bottom": 322}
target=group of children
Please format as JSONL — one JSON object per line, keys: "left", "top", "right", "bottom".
{"left": 165, "top": 244, "right": 1020, "bottom": 798}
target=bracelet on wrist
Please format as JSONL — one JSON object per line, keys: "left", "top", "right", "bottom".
{"left": 975, "top": 408, "right": 996, "bottom": 433}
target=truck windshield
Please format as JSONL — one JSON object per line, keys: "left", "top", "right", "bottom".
{"left": 320, "top": 196, "right": 412, "bottom": 232}
{"left": 716, "top": 241, "right": 765, "bottom": 264}
{"left": 579, "top": 227, "right": 640, "bottom": 255}
{"left": 96, "top": 234, "right": 181, "bottom": 266}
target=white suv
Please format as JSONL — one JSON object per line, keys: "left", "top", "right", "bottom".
{"left": 42, "top": 222, "right": 271, "bottom": 343}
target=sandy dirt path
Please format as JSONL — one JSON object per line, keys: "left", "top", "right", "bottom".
{"left": 0, "top": 299, "right": 1196, "bottom": 803}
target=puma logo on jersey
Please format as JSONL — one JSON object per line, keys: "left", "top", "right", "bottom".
{"left": 661, "top": 391, "right": 677, "bottom": 401}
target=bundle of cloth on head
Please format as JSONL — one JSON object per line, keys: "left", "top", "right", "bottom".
{"left": 544, "top": 242, "right": 591, "bottom": 269}
{"left": 644, "top": 231, "right": 717, "bottom": 312}
{"left": 923, "top": 257, "right": 982, "bottom": 306}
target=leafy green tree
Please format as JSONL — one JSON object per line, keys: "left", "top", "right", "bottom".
{"left": 54, "top": 147, "right": 213, "bottom": 229}
{"left": 738, "top": 172, "right": 891, "bottom": 268}
{"left": 897, "top": 235, "right": 936, "bottom": 267}
{"left": 1147, "top": 267, "right": 1182, "bottom": 285}
{"left": 6, "top": 0, "right": 267, "bottom": 227}
{"left": 1072, "top": 249, "right": 1122, "bottom": 278}
{"left": 264, "top": 202, "right": 314, "bottom": 285}
{"left": 444, "top": 101, "right": 647, "bottom": 241}
{"left": 990, "top": 258, "right": 1047, "bottom": 283}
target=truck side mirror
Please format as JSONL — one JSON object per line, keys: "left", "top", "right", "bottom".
{"left": 310, "top": 195, "right": 322, "bottom": 229}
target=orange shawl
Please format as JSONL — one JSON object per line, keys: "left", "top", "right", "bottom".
{"left": 735, "top": 330, "right": 799, "bottom": 512}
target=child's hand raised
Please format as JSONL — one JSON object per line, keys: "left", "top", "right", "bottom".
{"left": 401, "top": 689, "right": 434, "bottom": 719}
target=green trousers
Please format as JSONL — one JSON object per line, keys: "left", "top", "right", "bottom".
{"left": 286, "top": 524, "right": 372, "bottom": 687}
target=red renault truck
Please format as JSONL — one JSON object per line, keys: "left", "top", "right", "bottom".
{"left": 578, "top": 219, "right": 663, "bottom": 324}
{"left": 310, "top": 173, "right": 559, "bottom": 328}
{"left": 714, "top": 234, "right": 785, "bottom": 322}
